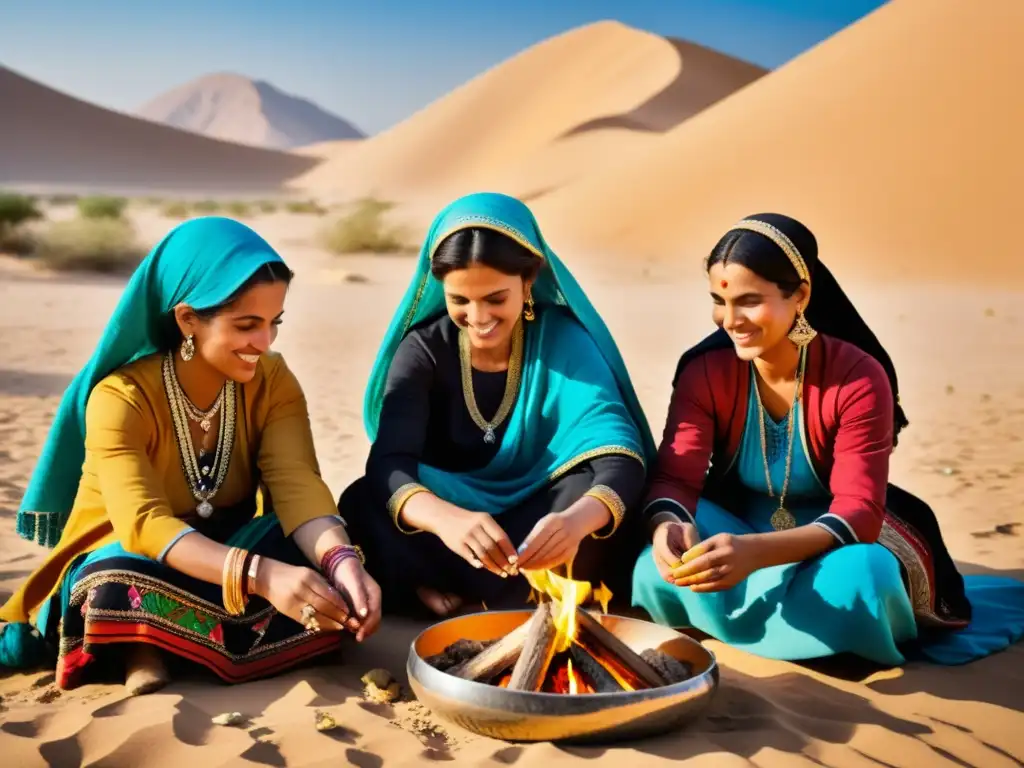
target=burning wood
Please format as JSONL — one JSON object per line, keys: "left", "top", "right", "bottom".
{"left": 568, "top": 643, "right": 624, "bottom": 693}
{"left": 447, "top": 611, "right": 534, "bottom": 681}
{"left": 425, "top": 569, "right": 697, "bottom": 695}
{"left": 507, "top": 602, "right": 558, "bottom": 692}
{"left": 574, "top": 608, "right": 666, "bottom": 691}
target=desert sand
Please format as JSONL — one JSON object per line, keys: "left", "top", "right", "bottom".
{"left": 290, "top": 21, "right": 766, "bottom": 209}
{"left": 2, "top": 0, "right": 1023, "bottom": 764}
{"left": 0, "top": 206, "right": 1022, "bottom": 767}
{"left": 533, "top": 0, "right": 1024, "bottom": 285}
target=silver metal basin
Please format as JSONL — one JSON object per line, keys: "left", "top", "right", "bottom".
{"left": 406, "top": 609, "right": 719, "bottom": 743}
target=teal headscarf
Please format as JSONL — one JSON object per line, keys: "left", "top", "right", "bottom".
{"left": 364, "top": 192, "right": 656, "bottom": 514}
{"left": 17, "top": 217, "right": 288, "bottom": 548}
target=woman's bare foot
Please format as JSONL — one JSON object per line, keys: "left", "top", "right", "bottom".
{"left": 124, "top": 645, "right": 170, "bottom": 696}
{"left": 417, "top": 587, "right": 464, "bottom": 617}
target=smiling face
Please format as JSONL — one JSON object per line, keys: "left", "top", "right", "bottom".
{"left": 442, "top": 263, "right": 528, "bottom": 351}
{"left": 708, "top": 261, "right": 808, "bottom": 361}
{"left": 175, "top": 280, "right": 288, "bottom": 383}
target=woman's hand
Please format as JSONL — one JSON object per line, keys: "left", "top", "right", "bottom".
{"left": 669, "top": 532, "right": 763, "bottom": 592}
{"left": 432, "top": 510, "right": 518, "bottom": 577}
{"left": 253, "top": 558, "right": 352, "bottom": 631}
{"left": 516, "top": 501, "right": 600, "bottom": 572}
{"left": 652, "top": 519, "right": 701, "bottom": 582}
{"left": 329, "top": 558, "right": 383, "bottom": 642}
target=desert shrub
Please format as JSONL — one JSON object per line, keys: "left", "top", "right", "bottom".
{"left": 192, "top": 200, "right": 221, "bottom": 214}
{"left": 0, "top": 193, "right": 43, "bottom": 231}
{"left": 47, "top": 194, "right": 80, "bottom": 206}
{"left": 285, "top": 199, "right": 326, "bottom": 215}
{"left": 258, "top": 200, "right": 277, "bottom": 214}
{"left": 225, "top": 201, "right": 252, "bottom": 218}
{"left": 162, "top": 202, "right": 190, "bottom": 219}
{"left": 77, "top": 195, "right": 127, "bottom": 220}
{"left": 318, "top": 198, "right": 412, "bottom": 254}
{"left": 34, "top": 218, "right": 146, "bottom": 274}
{"left": 0, "top": 227, "right": 38, "bottom": 255}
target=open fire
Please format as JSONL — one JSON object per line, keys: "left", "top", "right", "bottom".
{"left": 425, "top": 568, "right": 693, "bottom": 694}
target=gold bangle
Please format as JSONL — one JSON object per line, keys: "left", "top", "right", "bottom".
{"left": 586, "top": 485, "right": 626, "bottom": 540}
{"left": 222, "top": 547, "right": 249, "bottom": 616}
{"left": 387, "top": 483, "right": 430, "bottom": 534}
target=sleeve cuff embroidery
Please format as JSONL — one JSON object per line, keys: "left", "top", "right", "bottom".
{"left": 812, "top": 513, "right": 859, "bottom": 546}
{"left": 644, "top": 497, "right": 695, "bottom": 526}
{"left": 585, "top": 484, "right": 626, "bottom": 539}
{"left": 387, "top": 483, "right": 430, "bottom": 534}
{"left": 157, "top": 526, "right": 196, "bottom": 562}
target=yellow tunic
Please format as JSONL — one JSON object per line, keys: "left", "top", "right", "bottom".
{"left": 0, "top": 351, "right": 337, "bottom": 624}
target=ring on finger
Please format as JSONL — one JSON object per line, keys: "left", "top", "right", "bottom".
{"left": 300, "top": 603, "right": 321, "bottom": 632}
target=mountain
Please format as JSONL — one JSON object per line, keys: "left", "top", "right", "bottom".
{"left": 0, "top": 66, "right": 319, "bottom": 194}
{"left": 291, "top": 21, "right": 766, "bottom": 205}
{"left": 137, "top": 73, "right": 365, "bottom": 150}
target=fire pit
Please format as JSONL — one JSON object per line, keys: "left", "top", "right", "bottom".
{"left": 406, "top": 571, "right": 719, "bottom": 743}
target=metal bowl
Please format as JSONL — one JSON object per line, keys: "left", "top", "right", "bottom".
{"left": 407, "top": 609, "right": 719, "bottom": 743}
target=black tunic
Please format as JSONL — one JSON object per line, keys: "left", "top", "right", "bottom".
{"left": 340, "top": 311, "right": 646, "bottom": 614}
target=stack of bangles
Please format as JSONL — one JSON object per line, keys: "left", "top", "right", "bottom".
{"left": 320, "top": 544, "right": 365, "bottom": 579}
{"left": 222, "top": 547, "right": 262, "bottom": 616}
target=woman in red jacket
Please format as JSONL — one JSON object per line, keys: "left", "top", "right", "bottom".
{"left": 632, "top": 213, "right": 1024, "bottom": 665}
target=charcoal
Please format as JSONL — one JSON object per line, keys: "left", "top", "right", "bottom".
{"left": 640, "top": 649, "right": 693, "bottom": 684}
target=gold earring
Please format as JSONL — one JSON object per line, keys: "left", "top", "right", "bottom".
{"left": 181, "top": 334, "right": 196, "bottom": 361}
{"left": 523, "top": 290, "right": 535, "bottom": 322}
{"left": 788, "top": 309, "right": 817, "bottom": 347}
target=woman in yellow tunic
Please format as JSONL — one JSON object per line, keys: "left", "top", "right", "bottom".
{"left": 0, "top": 217, "right": 381, "bottom": 693}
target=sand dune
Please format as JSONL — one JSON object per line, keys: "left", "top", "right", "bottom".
{"left": 137, "top": 73, "right": 365, "bottom": 150}
{"left": 0, "top": 66, "right": 322, "bottom": 195}
{"left": 534, "top": 0, "right": 1024, "bottom": 284}
{"left": 292, "top": 21, "right": 765, "bottom": 206}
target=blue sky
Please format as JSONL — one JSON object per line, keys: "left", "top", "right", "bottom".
{"left": 5, "top": 0, "right": 886, "bottom": 134}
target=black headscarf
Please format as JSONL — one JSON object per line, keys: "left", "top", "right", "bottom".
{"left": 674, "top": 213, "right": 910, "bottom": 446}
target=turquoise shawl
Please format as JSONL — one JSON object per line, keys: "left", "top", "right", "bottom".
{"left": 364, "top": 192, "right": 656, "bottom": 514}
{"left": 16, "top": 217, "right": 287, "bottom": 548}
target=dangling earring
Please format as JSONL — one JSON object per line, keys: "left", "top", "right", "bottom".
{"left": 523, "top": 288, "right": 536, "bottom": 322}
{"left": 180, "top": 334, "right": 196, "bottom": 362}
{"left": 788, "top": 309, "right": 817, "bottom": 347}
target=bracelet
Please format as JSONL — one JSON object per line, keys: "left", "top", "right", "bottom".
{"left": 222, "top": 547, "right": 249, "bottom": 616}
{"left": 246, "top": 554, "right": 261, "bottom": 598}
{"left": 386, "top": 483, "right": 430, "bottom": 534}
{"left": 585, "top": 485, "right": 626, "bottom": 540}
{"left": 320, "top": 544, "right": 365, "bottom": 577}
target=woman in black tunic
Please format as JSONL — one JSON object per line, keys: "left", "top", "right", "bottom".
{"left": 340, "top": 193, "right": 655, "bottom": 616}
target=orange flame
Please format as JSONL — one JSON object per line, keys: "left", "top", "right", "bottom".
{"left": 522, "top": 565, "right": 612, "bottom": 654}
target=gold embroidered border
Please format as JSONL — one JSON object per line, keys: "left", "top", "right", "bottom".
{"left": 430, "top": 216, "right": 545, "bottom": 261}
{"left": 548, "top": 446, "right": 645, "bottom": 483}
{"left": 69, "top": 570, "right": 275, "bottom": 625}
{"left": 387, "top": 482, "right": 430, "bottom": 534}
{"left": 585, "top": 484, "right": 626, "bottom": 539}
{"left": 877, "top": 520, "right": 939, "bottom": 623}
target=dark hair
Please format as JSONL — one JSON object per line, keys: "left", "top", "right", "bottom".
{"left": 430, "top": 227, "right": 542, "bottom": 282}
{"left": 159, "top": 260, "right": 294, "bottom": 351}
{"left": 705, "top": 212, "right": 909, "bottom": 444}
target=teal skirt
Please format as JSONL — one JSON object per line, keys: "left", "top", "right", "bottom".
{"left": 632, "top": 500, "right": 1024, "bottom": 666}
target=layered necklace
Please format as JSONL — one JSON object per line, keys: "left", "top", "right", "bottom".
{"left": 162, "top": 352, "right": 237, "bottom": 519}
{"left": 754, "top": 344, "right": 807, "bottom": 532}
{"left": 458, "top": 319, "right": 524, "bottom": 444}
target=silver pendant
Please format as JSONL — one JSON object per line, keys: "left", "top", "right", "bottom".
{"left": 484, "top": 428, "right": 496, "bottom": 444}
{"left": 197, "top": 500, "right": 214, "bottom": 518}
{"left": 200, "top": 419, "right": 211, "bottom": 432}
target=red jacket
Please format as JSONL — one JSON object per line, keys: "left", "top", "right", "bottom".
{"left": 645, "top": 334, "right": 894, "bottom": 544}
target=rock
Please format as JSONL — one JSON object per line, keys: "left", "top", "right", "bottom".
{"left": 315, "top": 710, "right": 339, "bottom": 731}
{"left": 211, "top": 711, "right": 246, "bottom": 727}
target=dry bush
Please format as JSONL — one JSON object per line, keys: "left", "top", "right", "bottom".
{"left": 318, "top": 198, "right": 413, "bottom": 254}
{"left": 34, "top": 217, "right": 146, "bottom": 274}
